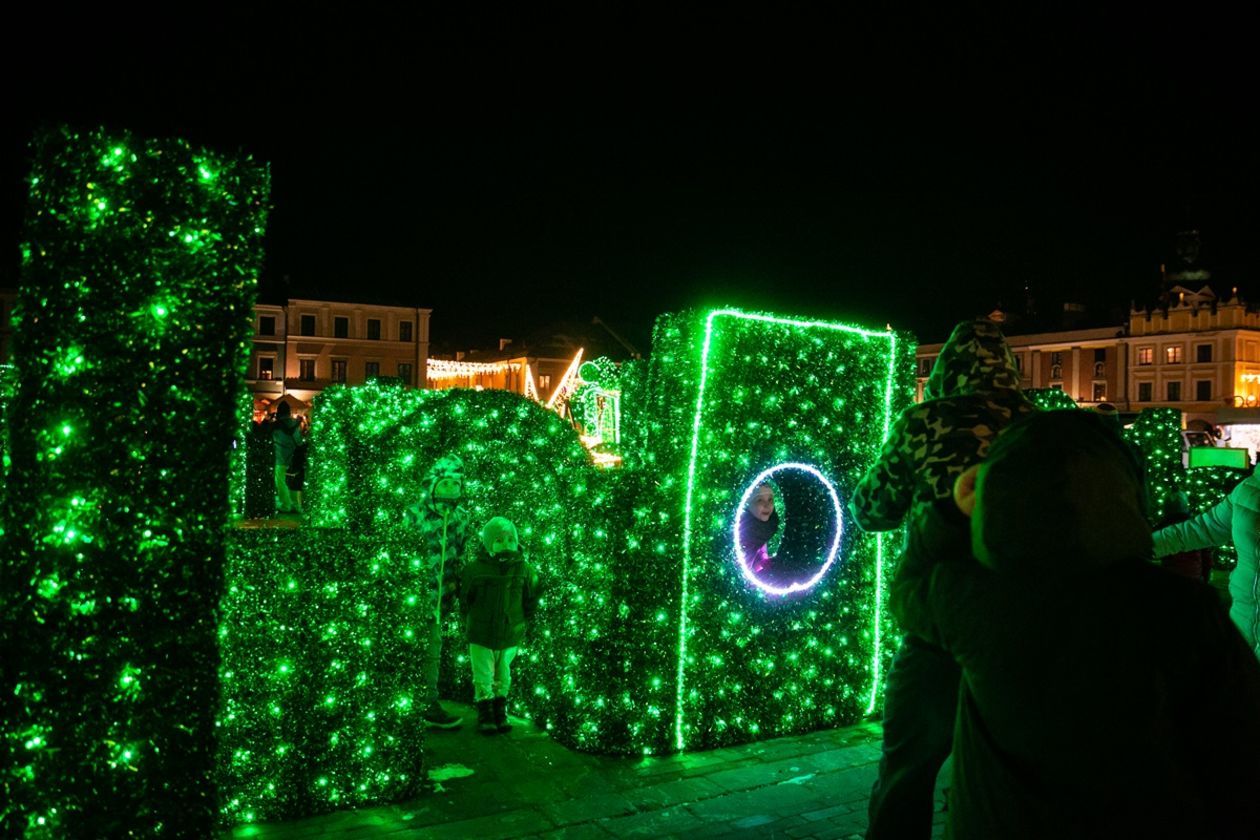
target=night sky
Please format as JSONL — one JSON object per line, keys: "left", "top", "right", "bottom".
{"left": 3, "top": 6, "right": 1256, "bottom": 350}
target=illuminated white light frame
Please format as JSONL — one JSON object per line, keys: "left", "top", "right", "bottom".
{"left": 732, "top": 463, "right": 844, "bottom": 597}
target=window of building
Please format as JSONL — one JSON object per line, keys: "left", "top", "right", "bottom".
{"left": 334, "top": 316, "right": 349, "bottom": 338}
{"left": 1094, "top": 348, "right": 1106, "bottom": 363}
{"left": 331, "top": 359, "right": 347, "bottom": 383}
{"left": 539, "top": 374, "right": 552, "bottom": 391}
{"left": 1093, "top": 362, "right": 1105, "bottom": 377}
{"left": 1165, "top": 345, "right": 1183, "bottom": 364}
{"left": 1050, "top": 382, "right": 1063, "bottom": 391}
{"left": 365, "top": 361, "right": 380, "bottom": 379}
{"left": 917, "top": 358, "right": 933, "bottom": 377}
{"left": 1196, "top": 380, "right": 1212, "bottom": 402}
{"left": 1050, "top": 351, "right": 1062, "bottom": 366}
{"left": 1050, "top": 364, "right": 1063, "bottom": 379}
{"left": 398, "top": 362, "right": 412, "bottom": 385}
{"left": 259, "top": 315, "right": 276, "bottom": 336}
{"left": 1137, "top": 346, "right": 1154, "bottom": 366}
{"left": 399, "top": 321, "right": 413, "bottom": 342}
{"left": 299, "top": 359, "right": 316, "bottom": 380}
{"left": 1092, "top": 382, "right": 1106, "bottom": 401}
{"left": 367, "top": 319, "right": 381, "bottom": 340}
{"left": 300, "top": 314, "right": 316, "bottom": 336}
{"left": 1013, "top": 354, "right": 1023, "bottom": 372}
{"left": 1196, "top": 343, "right": 1213, "bottom": 363}
{"left": 258, "top": 357, "right": 274, "bottom": 380}
{"left": 1167, "top": 381, "right": 1182, "bottom": 401}
{"left": 1138, "top": 382, "right": 1153, "bottom": 402}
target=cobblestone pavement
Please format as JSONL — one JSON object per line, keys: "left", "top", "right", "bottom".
{"left": 227, "top": 702, "right": 947, "bottom": 839}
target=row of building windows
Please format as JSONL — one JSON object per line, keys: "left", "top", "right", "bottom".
{"left": 258, "top": 314, "right": 415, "bottom": 342}
{"left": 1133, "top": 380, "right": 1214, "bottom": 402}
{"left": 1045, "top": 380, "right": 1214, "bottom": 402}
{"left": 257, "top": 358, "right": 413, "bottom": 384}
{"left": 918, "top": 344, "right": 1222, "bottom": 378}
{"left": 1136, "top": 344, "right": 1214, "bottom": 365}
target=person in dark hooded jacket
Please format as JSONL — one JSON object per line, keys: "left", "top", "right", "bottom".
{"left": 461, "top": 516, "right": 541, "bottom": 735}
{"left": 404, "top": 453, "right": 472, "bottom": 730}
{"left": 892, "top": 410, "right": 1260, "bottom": 839}
{"left": 851, "top": 318, "right": 1035, "bottom": 839}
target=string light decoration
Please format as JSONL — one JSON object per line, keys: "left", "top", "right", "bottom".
{"left": 545, "top": 348, "right": 585, "bottom": 410}
{"left": 1, "top": 126, "right": 267, "bottom": 837}
{"left": 425, "top": 358, "right": 523, "bottom": 382}
{"left": 572, "top": 356, "right": 624, "bottom": 466}
{"left": 523, "top": 363, "right": 539, "bottom": 401}
{"left": 217, "top": 530, "right": 436, "bottom": 825}
{"left": 641, "top": 308, "right": 914, "bottom": 751}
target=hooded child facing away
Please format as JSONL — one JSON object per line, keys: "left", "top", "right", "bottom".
{"left": 851, "top": 318, "right": 1036, "bottom": 531}
{"left": 853, "top": 318, "right": 1035, "bottom": 840}
{"left": 404, "top": 453, "right": 471, "bottom": 730}
{"left": 461, "top": 516, "right": 541, "bottom": 736}
{"left": 891, "top": 410, "right": 1260, "bottom": 839}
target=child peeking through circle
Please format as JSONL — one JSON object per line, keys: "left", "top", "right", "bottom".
{"left": 739, "top": 481, "right": 780, "bottom": 574}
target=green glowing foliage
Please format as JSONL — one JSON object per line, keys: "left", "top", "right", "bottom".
{"left": 218, "top": 530, "right": 436, "bottom": 825}
{"left": 1, "top": 364, "right": 14, "bottom": 525}
{"left": 643, "top": 309, "right": 915, "bottom": 751}
{"left": 1123, "top": 407, "right": 1182, "bottom": 523}
{"left": 1025, "top": 388, "right": 1079, "bottom": 411}
{"left": 1, "top": 126, "right": 268, "bottom": 837}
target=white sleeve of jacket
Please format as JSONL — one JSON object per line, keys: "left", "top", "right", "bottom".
{"left": 1152, "top": 495, "right": 1234, "bottom": 557}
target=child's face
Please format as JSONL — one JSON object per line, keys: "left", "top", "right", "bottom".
{"left": 433, "top": 477, "right": 462, "bottom": 502}
{"left": 749, "top": 486, "right": 774, "bottom": 522}
{"left": 488, "top": 527, "right": 518, "bottom": 556}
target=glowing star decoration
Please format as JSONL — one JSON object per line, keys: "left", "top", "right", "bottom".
{"left": 732, "top": 463, "right": 843, "bottom": 596}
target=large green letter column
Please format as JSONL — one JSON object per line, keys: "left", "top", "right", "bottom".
{"left": 2, "top": 127, "right": 268, "bottom": 837}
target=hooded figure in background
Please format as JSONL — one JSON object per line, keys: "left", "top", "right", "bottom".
{"left": 892, "top": 410, "right": 1260, "bottom": 839}
{"left": 852, "top": 319, "right": 1036, "bottom": 839}
{"left": 851, "top": 318, "right": 1035, "bottom": 531}
{"left": 404, "top": 453, "right": 472, "bottom": 730}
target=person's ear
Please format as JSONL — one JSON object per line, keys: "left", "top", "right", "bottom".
{"left": 953, "top": 465, "right": 981, "bottom": 518}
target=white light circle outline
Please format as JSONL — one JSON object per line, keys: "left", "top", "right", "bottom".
{"left": 733, "top": 462, "right": 844, "bottom": 596}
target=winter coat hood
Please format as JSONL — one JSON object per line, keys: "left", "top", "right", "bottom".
{"left": 925, "top": 318, "right": 1023, "bottom": 401}
{"left": 973, "top": 410, "right": 1152, "bottom": 575}
{"left": 423, "top": 453, "right": 464, "bottom": 508}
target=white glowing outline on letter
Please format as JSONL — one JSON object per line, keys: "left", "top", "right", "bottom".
{"left": 732, "top": 462, "right": 843, "bottom": 597}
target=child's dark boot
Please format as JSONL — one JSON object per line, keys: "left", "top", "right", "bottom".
{"left": 493, "top": 696, "right": 511, "bottom": 734}
{"left": 476, "top": 699, "right": 497, "bottom": 735}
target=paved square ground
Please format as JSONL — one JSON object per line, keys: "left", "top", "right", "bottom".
{"left": 226, "top": 703, "right": 946, "bottom": 838}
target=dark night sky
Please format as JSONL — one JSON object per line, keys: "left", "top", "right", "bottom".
{"left": 3, "top": 5, "right": 1257, "bottom": 350}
